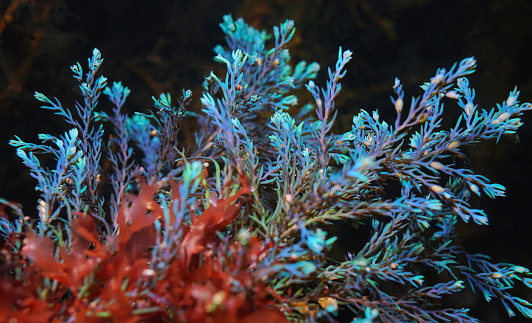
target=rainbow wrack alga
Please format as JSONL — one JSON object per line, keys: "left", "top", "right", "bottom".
{"left": 1, "top": 14, "right": 532, "bottom": 322}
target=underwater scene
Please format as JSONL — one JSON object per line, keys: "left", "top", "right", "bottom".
{"left": 1, "top": 1, "right": 532, "bottom": 322}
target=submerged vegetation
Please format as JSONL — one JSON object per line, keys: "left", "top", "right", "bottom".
{"left": 1, "top": 15, "right": 532, "bottom": 322}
